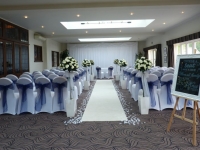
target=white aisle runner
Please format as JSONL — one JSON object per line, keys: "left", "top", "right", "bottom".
{"left": 82, "top": 80, "right": 127, "bottom": 121}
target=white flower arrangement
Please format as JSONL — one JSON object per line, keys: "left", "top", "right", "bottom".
{"left": 118, "top": 59, "right": 128, "bottom": 67}
{"left": 59, "top": 56, "right": 79, "bottom": 72}
{"left": 114, "top": 59, "right": 119, "bottom": 65}
{"left": 90, "top": 60, "right": 94, "bottom": 65}
{"left": 135, "top": 57, "right": 153, "bottom": 72}
{"left": 82, "top": 59, "right": 91, "bottom": 67}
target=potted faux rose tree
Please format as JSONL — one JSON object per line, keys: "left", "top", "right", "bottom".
{"left": 59, "top": 56, "right": 79, "bottom": 117}
{"left": 82, "top": 59, "right": 91, "bottom": 90}
{"left": 135, "top": 56, "right": 153, "bottom": 115}
{"left": 90, "top": 60, "right": 94, "bottom": 81}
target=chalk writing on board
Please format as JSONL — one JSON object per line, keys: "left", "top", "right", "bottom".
{"left": 175, "top": 58, "right": 200, "bottom": 96}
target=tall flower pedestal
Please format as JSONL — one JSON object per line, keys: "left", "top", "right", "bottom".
{"left": 84, "top": 67, "right": 90, "bottom": 90}
{"left": 90, "top": 74, "right": 94, "bottom": 81}
{"left": 119, "top": 67, "right": 124, "bottom": 86}
{"left": 120, "top": 80, "right": 127, "bottom": 89}
{"left": 65, "top": 71, "right": 77, "bottom": 117}
{"left": 115, "top": 74, "right": 120, "bottom": 81}
{"left": 84, "top": 81, "right": 90, "bottom": 90}
{"left": 138, "top": 96, "right": 150, "bottom": 115}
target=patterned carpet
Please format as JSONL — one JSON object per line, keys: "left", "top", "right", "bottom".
{"left": 0, "top": 80, "right": 200, "bottom": 149}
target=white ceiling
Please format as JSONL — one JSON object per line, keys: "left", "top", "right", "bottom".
{"left": 0, "top": 0, "right": 200, "bottom": 43}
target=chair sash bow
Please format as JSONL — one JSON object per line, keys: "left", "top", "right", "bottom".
{"left": 53, "top": 81, "right": 67, "bottom": 110}
{"left": 17, "top": 83, "right": 33, "bottom": 113}
{"left": 0, "top": 83, "right": 14, "bottom": 112}
{"left": 35, "top": 82, "right": 51, "bottom": 111}
{"left": 161, "top": 80, "right": 173, "bottom": 104}
{"left": 148, "top": 80, "right": 159, "bottom": 107}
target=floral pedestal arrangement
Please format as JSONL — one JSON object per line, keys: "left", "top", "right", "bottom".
{"left": 115, "top": 75, "right": 120, "bottom": 81}
{"left": 135, "top": 57, "right": 153, "bottom": 115}
{"left": 90, "top": 74, "right": 94, "bottom": 81}
{"left": 138, "top": 89, "right": 149, "bottom": 114}
{"left": 118, "top": 59, "right": 128, "bottom": 88}
{"left": 90, "top": 60, "right": 94, "bottom": 81}
{"left": 82, "top": 59, "right": 91, "bottom": 90}
{"left": 60, "top": 56, "right": 79, "bottom": 117}
{"left": 113, "top": 59, "right": 119, "bottom": 81}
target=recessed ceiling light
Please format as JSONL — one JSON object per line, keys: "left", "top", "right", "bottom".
{"left": 52, "top": 32, "right": 55, "bottom": 34}
{"left": 181, "top": 11, "right": 184, "bottom": 14}
{"left": 119, "top": 30, "right": 121, "bottom": 32}
{"left": 61, "top": 19, "right": 155, "bottom": 29}
{"left": 85, "top": 31, "right": 88, "bottom": 33}
{"left": 163, "top": 22, "right": 166, "bottom": 24}
{"left": 41, "top": 26, "right": 44, "bottom": 28}
{"left": 79, "top": 37, "right": 131, "bottom": 42}
{"left": 77, "top": 14, "right": 80, "bottom": 17}
{"left": 130, "top": 12, "right": 134, "bottom": 15}
{"left": 152, "top": 29, "right": 154, "bottom": 31}
{"left": 24, "top": 16, "right": 28, "bottom": 19}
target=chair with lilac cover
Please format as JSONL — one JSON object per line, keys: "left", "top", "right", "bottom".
{"left": 128, "top": 70, "right": 138, "bottom": 93}
{"left": 52, "top": 77, "right": 69, "bottom": 113}
{"left": 16, "top": 77, "right": 37, "bottom": 114}
{"left": 0, "top": 78, "right": 19, "bottom": 115}
{"left": 131, "top": 72, "right": 143, "bottom": 101}
{"left": 105, "top": 66, "right": 114, "bottom": 79}
{"left": 126, "top": 68, "right": 134, "bottom": 89}
{"left": 6, "top": 74, "right": 19, "bottom": 93}
{"left": 157, "top": 73, "right": 178, "bottom": 111}
{"left": 74, "top": 71, "right": 82, "bottom": 95}
{"left": 147, "top": 74, "right": 160, "bottom": 111}
{"left": 151, "top": 71, "right": 161, "bottom": 88}
{"left": 96, "top": 66, "right": 104, "bottom": 79}
{"left": 58, "top": 71, "right": 65, "bottom": 76}
{"left": 35, "top": 77, "right": 54, "bottom": 114}
{"left": 46, "top": 71, "right": 55, "bottom": 77}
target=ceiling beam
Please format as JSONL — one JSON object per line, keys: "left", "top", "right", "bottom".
{"left": 0, "top": 0, "right": 200, "bottom": 11}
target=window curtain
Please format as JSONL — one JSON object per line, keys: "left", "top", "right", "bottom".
{"left": 166, "top": 31, "right": 200, "bottom": 67}
{"left": 143, "top": 44, "right": 162, "bottom": 67}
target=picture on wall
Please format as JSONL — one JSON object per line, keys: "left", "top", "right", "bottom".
{"left": 163, "top": 47, "right": 168, "bottom": 56}
{"left": 164, "top": 56, "right": 168, "bottom": 63}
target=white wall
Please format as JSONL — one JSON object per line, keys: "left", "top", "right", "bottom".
{"left": 29, "top": 30, "right": 46, "bottom": 73}
{"left": 29, "top": 30, "right": 64, "bottom": 72}
{"left": 145, "top": 15, "right": 200, "bottom": 66}
{"left": 45, "top": 39, "right": 63, "bottom": 69}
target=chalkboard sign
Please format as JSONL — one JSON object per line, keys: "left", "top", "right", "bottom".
{"left": 171, "top": 54, "right": 200, "bottom": 101}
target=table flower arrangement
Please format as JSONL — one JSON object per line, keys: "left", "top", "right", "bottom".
{"left": 60, "top": 56, "right": 79, "bottom": 72}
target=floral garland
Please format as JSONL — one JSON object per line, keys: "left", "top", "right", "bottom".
{"left": 90, "top": 60, "right": 94, "bottom": 65}
{"left": 59, "top": 56, "right": 79, "bottom": 72}
{"left": 135, "top": 57, "right": 152, "bottom": 72}
{"left": 114, "top": 59, "right": 119, "bottom": 65}
{"left": 118, "top": 59, "right": 128, "bottom": 67}
{"left": 82, "top": 59, "right": 91, "bottom": 67}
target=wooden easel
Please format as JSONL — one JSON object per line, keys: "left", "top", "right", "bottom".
{"left": 167, "top": 96, "right": 200, "bottom": 146}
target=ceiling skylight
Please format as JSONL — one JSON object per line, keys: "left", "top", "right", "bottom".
{"left": 78, "top": 37, "right": 131, "bottom": 42}
{"left": 61, "top": 19, "right": 154, "bottom": 29}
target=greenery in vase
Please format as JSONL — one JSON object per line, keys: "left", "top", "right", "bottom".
{"left": 114, "top": 59, "right": 119, "bottom": 65}
{"left": 59, "top": 56, "right": 79, "bottom": 72}
{"left": 118, "top": 59, "right": 128, "bottom": 67}
{"left": 135, "top": 57, "right": 152, "bottom": 72}
{"left": 82, "top": 59, "right": 91, "bottom": 67}
{"left": 60, "top": 49, "right": 69, "bottom": 63}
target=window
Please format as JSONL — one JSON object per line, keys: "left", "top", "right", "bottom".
{"left": 174, "top": 39, "right": 200, "bottom": 66}
{"left": 148, "top": 49, "right": 157, "bottom": 66}
{"left": 52, "top": 51, "right": 59, "bottom": 67}
{"left": 34, "top": 45, "right": 42, "bottom": 62}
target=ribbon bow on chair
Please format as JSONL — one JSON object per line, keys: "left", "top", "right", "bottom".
{"left": 35, "top": 82, "right": 51, "bottom": 111}
{"left": 96, "top": 67, "right": 101, "bottom": 78}
{"left": 0, "top": 83, "right": 14, "bottom": 112}
{"left": 53, "top": 81, "right": 67, "bottom": 110}
{"left": 108, "top": 67, "right": 113, "bottom": 77}
{"left": 148, "top": 80, "right": 159, "bottom": 107}
{"left": 161, "top": 80, "right": 173, "bottom": 105}
{"left": 17, "top": 83, "right": 33, "bottom": 113}
{"left": 134, "top": 76, "right": 143, "bottom": 89}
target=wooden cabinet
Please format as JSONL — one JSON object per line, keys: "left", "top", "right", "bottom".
{"left": 0, "top": 18, "right": 29, "bottom": 78}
